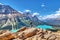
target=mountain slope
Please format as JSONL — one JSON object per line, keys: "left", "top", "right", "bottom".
{"left": 0, "top": 4, "right": 41, "bottom": 30}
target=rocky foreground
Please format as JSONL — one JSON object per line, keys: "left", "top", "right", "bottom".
{"left": 0, "top": 27, "right": 60, "bottom": 40}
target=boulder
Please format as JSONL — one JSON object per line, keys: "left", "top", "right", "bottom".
{"left": 36, "top": 29, "right": 43, "bottom": 35}
{"left": 17, "top": 32, "right": 24, "bottom": 39}
{"left": 17, "top": 27, "right": 27, "bottom": 32}
{"left": 47, "top": 31, "right": 52, "bottom": 34}
{"left": 23, "top": 28, "right": 38, "bottom": 38}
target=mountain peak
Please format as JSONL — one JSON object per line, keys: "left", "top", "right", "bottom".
{"left": 0, "top": 4, "right": 19, "bottom": 14}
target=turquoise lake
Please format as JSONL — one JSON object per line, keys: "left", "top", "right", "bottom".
{"left": 10, "top": 29, "right": 18, "bottom": 32}
{"left": 11, "top": 25, "right": 53, "bottom": 32}
{"left": 36, "top": 25, "right": 52, "bottom": 30}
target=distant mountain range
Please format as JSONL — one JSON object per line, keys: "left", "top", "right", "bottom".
{"left": 42, "top": 18, "right": 60, "bottom": 29}
{"left": 0, "top": 4, "right": 41, "bottom": 30}
{"left": 39, "top": 10, "right": 60, "bottom": 29}
{"left": 0, "top": 4, "right": 60, "bottom": 30}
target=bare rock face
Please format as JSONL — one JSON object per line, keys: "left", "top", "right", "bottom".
{"left": 44, "top": 34, "right": 56, "bottom": 40}
{"left": 32, "top": 35, "right": 38, "bottom": 40}
{"left": 0, "top": 27, "right": 60, "bottom": 40}
{"left": 48, "top": 34, "right": 56, "bottom": 40}
{"left": 0, "top": 30, "right": 9, "bottom": 35}
{"left": 16, "top": 28, "right": 38, "bottom": 39}
{"left": 23, "top": 28, "right": 38, "bottom": 38}
{"left": 17, "top": 27, "right": 27, "bottom": 32}
{"left": 55, "top": 36, "right": 60, "bottom": 40}
{"left": 25, "top": 37, "right": 32, "bottom": 40}
{"left": 13, "top": 38, "right": 23, "bottom": 40}
{"left": 0, "top": 31, "right": 15, "bottom": 40}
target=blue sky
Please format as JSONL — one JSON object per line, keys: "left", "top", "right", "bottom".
{"left": 0, "top": 0, "right": 60, "bottom": 16}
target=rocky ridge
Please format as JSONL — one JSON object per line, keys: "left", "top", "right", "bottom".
{"left": 0, "top": 27, "right": 60, "bottom": 40}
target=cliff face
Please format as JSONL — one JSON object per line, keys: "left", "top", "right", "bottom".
{"left": 0, "top": 4, "right": 41, "bottom": 30}
{"left": 0, "top": 27, "right": 60, "bottom": 40}
{"left": 0, "top": 4, "right": 24, "bottom": 30}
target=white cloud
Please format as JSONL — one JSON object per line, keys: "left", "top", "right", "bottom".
{"left": 24, "top": 10, "right": 31, "bottom": 12}
{"left": 56, "top": 8, "right": 60, "bottom": 14}
{"left": 32, "top": 12, "right": 39, "bottom": 17}
{"left": 39, "top": 8, "right": 60, "bottom": 20}
{"left": 41, "top": 4, "right": 45, "bottom": 7}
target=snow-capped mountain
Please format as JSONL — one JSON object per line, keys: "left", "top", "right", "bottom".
{"left": 1, "top": 4, "right": 60, "bottom": 30}
{"left": 0, "top": 4, "right": 17, "bottom": 14}
{"left": 0, "top": 4, "right": 25, "bottom": 30}
{"left": 0, "top": 4, "right": 40, "bottom": 30}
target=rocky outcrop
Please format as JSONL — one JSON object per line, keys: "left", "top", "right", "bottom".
{"left": 23, "top": 28, "right": 37, "bottom": 38}
{"left": 0, "top": 27, "right": 60, "bottom": 40}
{"left": 17, "top": 27, "right": 27, "bottom": 32}
{"left": 0, "top": 31, "right": 15, "bottom": 40}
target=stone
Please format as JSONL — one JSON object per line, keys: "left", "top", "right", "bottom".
{"left": 0, "top": 31, "right": 15, "bottom": 40}
{"left": 44, "top": 34, "right": 52, "bottom": 39}
{"left": 36, "top": 29, "right": 43, "bottom": 35}
{"left": 47, "top": 34, "right": 56, "bottom": 40}
{"left": 23, "top": 28, "right": 37, "bottom": 38}
{"left": 17, "top": 27, "right": 27, "bottom": 32}
{"left": 0, "top": 30, "right": 9, "bottom": 35}
{"left": 38, "top": 37, "right": 41, "bottom": 40}
{"left": 13, "top": 38, "right": 23, "bottom": 40}
{"left": 41, "top": 39, "right": 46, "bottom": 40}
{"left": 47, "top": 31, "right": 52, "bottom": 34}
{"left": 32, "top": 35, "right": 38, "bottom": 40}
{"left": 25, "top": 37, "right": 32, "bottom": 40}
{"left": 0, "top": 27, "right": 60, "bottom": 40}
{"left": 17, "top": 32, "right": 25, "bottom": 39}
